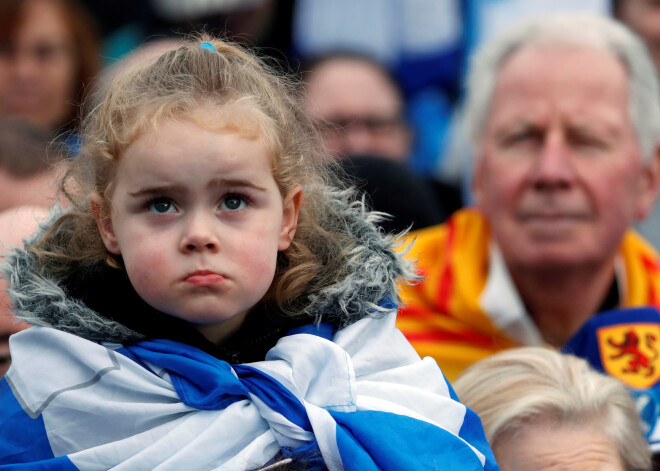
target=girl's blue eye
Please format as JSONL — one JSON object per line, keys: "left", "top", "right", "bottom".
{"left": 221, "top": 195, "right": 247, "bottom": 211}
{"left": 149, "top": 198, "right": 176, "bottom": 214}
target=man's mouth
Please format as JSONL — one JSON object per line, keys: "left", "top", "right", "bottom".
{"left": 4, "top": 92, "right": 40, "bottom": 112}
{"left": 517, "top": 209, "right": 590, "bottom": 222}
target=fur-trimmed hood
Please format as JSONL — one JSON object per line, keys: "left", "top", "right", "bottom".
{"left": 0, "top": 188, "right": 416, "bottom": 345}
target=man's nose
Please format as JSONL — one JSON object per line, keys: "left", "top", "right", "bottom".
{"left": 179, "top": 212, "right": 220, "bottom": 253}
{"left": 343, "top": 124, "right": 377, "bottom": 156}
{"left": 11, "top": 53, "right": 41, "bottom": 81}
{"left": 531, "top": 136, "right": 576, "bottom": 190}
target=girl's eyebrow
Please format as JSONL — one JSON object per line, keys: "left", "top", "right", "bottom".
{"left": 128, "top": 184, "right": 187, "bottom": 198}
{"left": 127, "top": 179, "right": 268, "bottom": 198}
{"left": 207, "top": 178, "right": 268, "bottom": 192}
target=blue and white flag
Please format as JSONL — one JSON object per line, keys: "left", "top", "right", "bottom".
{"left": 0, "top": 311, "right": 498, "bottom": 470}
{"left": 564, "top": 307, "right": 660, "bottom": 453}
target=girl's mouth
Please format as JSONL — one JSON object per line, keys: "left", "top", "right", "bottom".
{"left": 185, "top": 270, "right": 226, "bottom": 287}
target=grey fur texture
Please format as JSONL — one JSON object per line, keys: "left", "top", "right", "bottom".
{"left": 0, "top": 188, "right": 417, "bottom": 343}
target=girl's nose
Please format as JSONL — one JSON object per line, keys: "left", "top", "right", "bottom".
{"left": 179, "top": 213, "right": 220, "bottom": 253}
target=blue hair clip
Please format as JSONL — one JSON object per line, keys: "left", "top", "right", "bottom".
{"left": 199, "top": 42, "right": 217, "bottom": 52}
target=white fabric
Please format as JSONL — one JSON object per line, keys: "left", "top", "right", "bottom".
{"left": 292, "top": 0, "right": 462, "bottom": 65}
{"left": 6, "top": 311, "right": 483, "bottom": 470}
{"left": 479, "top": 242, "right": 544, "bottom": 346}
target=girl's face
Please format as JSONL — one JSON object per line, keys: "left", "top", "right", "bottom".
{"left": 93, "top": 116, "right": 302, "bottom": 344}
{"left": 0, "top": 0, "right": 77, "bottom": 130}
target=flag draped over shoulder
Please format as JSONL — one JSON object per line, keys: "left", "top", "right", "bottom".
{"left": 397, "top": 208, "right": 660, "bottom": 382}
{"left": 0, "top": 311, "right": 498, "bottom": 471}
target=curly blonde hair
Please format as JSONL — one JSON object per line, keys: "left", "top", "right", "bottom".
{"left": 29, "top": 34, "right": 358, "bottom": 316}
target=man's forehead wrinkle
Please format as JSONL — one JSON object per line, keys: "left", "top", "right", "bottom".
{"left": 486, "top": 50, "right": 631, "bottom": 138}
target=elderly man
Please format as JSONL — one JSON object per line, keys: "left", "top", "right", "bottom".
{"left": 397, "top": 13, "right": 660, "bottom": 382}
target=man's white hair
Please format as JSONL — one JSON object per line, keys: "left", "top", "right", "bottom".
{"left": 464, "top": 13, "right": 660, "bottom": 163}
{"left": 453, "top": 347, "right": 651, "bottom": 471}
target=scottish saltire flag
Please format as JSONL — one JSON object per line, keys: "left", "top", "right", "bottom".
{"left": 563, "top": 307, "right": 660, "bottom": 452}
{"left": 0, "top": 311, "right": 498, "bottom": 470}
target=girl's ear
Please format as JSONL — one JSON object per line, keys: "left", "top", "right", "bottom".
{"left": 279, "top": 186, "right": 303, "bottom": 251}
{"left": 90, "top": 193, "right": 121, "bottom": 255}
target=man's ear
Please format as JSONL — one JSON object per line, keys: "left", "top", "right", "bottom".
{"left": 635, "top": 146, "right": 660, "bottom": 221}
{"left": 279, "top": 186, "right": 303, "bottom": 251}
{"left": 90, "top": 193, "right": 121, "bottom": 255}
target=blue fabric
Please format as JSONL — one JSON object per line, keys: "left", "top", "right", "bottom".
{"left": 233, "top": 364, "right": 313, "bottom": 431}
{"left": 124, "top": 340, "right": 247, "bottom": 410}
{"left": 562, "top": 307, "right": 660, "bottom": 373}
{"left": 0, "top": 379, "right": 54, "bottom": 464}
{"left": 379, "top": 296, "right": 397, "bottom": 312}
{"left": 124, "top": 338, "right": 498, "bottom": 469}
{"left": 446, "top": 372, "right": 499, "bottom": 470}
{"left": 0, "top": 379, "right": 78, "bottom": 470}
{"left": 407, "top": 90, "right": 453, "bottom": 174}
{"left": 457, "top": 407, "right": 499, "bottom": 471}
{"left": 57, "top": 132, "right": 81, "bottom": 158}
{"left": 395, "top": 49, "right": 464, "bottom": 98}
{"left": 127, "top": 339, "right": 314, "bottom": 431}
{"left": 631, "top": 387, "right": 660, "bottom": 437}
{"left": 2, "top": 329, "right": 497, "bottom": 469}
{"left": 0, "top": 458, "right": 78, "bottom": 471}
{"left": 563, "top": 307, "right": 660, "bottom": 444}
{"left": 332, "top": 410, "right": 488, "bottom": 471}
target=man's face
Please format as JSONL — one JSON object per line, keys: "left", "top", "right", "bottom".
{"left": 474, "top": 45, "right": 659, "bottom": 272}
{"left": 304, "top": 58, "right": 410, "bottom": 162}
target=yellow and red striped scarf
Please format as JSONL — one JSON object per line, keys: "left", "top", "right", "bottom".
{"left": 396, "top": 208, "right": 660, "bottom": 382}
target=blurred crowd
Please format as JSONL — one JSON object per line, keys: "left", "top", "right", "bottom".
{"left": 6, "top": 0, "right": 660, "bottom": 469}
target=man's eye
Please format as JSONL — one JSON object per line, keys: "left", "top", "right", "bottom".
{"left": 509, "top": 131, "right": 535, "bottom": 143}
{"left": 570, "top": 134, "right": 607, "bottom": 151}
{"left": 221, "top": 195, "right": 247, "bottom": 211}
{"left": 148, "top": 198, "right": 176, "bottom": 214}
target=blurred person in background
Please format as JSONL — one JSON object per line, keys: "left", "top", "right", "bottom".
{"left": 302, "top": 52, "right": 412, "bottom": 163}
{"left": 615, "top": 0, "right": 660, "bottom": 73}
{"left": 396, "top": 14, "right": 660, "bottom": 381}
{"left": 0, "top": 0, "right": 100, "bottom": 148}
{"left": 302, "top": 52, "right": 461, "bottom": 232}
{"left": 86, "top": 0, "right": 293, "bottom": 67}
{"left": 454, "top": 347, "right": 651, "bottom": 471}
{"left": 0, "top": 119, "right": 63, "bottom": 212}
{"left": 291, "top": 0, "right": 464, "bottom": 175}
{"left": 0, "top": 118, "right": 63, "bottom": 376}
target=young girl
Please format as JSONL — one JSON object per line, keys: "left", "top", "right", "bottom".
{"left": 0, "top": 36, "right": 498, "bottom": 471}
